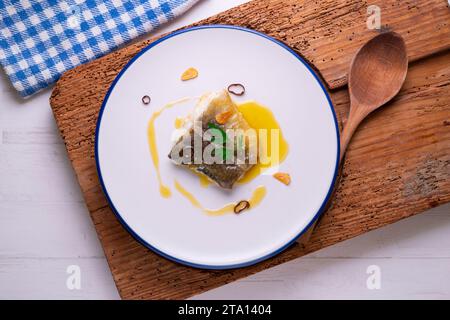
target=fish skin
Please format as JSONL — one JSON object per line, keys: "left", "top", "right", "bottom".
{"left": 169, "top": 90, "right": 254, "bottom": 189}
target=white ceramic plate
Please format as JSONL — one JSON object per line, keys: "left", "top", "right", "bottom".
{"left": 96, "top": 26, "right": 339, "bottom": 269}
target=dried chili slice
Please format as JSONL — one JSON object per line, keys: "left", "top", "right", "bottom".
{"left": 234, "top": 200, "right": 250, "bottom": 214}
{"left": 227, "top": 83, "right": 245, "bottom": 96}
{"left": 142, "top": 95, "right": 151, "bottom": 105}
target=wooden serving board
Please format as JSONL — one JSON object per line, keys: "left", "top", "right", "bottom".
{"left": 50, "top": 0, "right": 450, "bottom": 299}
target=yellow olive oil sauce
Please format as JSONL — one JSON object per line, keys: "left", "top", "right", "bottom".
{"left": 174, "top": 117, "right": 184, "bottom": 129}
{"left": 237, "top": 101, "right": 289, "bottom": 184}
{"left": 175, "top": 180, "right": 267, "bottom": 216}
{"left": 147, "top": 98, "right": 288, "bottom": 216}
{"left": 147, "top": 97, "right": 191, "bottom": 198}
{"left": 195, "top": 172, "right": 212, "bottom": 188}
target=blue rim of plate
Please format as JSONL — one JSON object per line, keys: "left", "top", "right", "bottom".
{"left": 95, "top": 25, "right": 340, "bottom": 270}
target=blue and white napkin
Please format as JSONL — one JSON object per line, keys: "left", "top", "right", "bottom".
{"left": 0, "top": 0, "right": 199, "bottom": 98}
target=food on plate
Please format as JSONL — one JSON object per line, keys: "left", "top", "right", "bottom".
{"left": 181, "top": 67, "right": 198, "bottom": 81}
{"left": 175, "top": 180, "right": 266, "bottom": 216}
{"left": 215, "top": 109, "right": 234, "bottom": 125}
{"left": 234, "top": 200, "right": 250, "bottom": 214}
{"left": 168, "top": 90, "right": 256, "bottom": 189}
{"left": 174, "top": 117, "right": 184, "bottom": 129}
{"left": 227, "top": 83, "right": 245, "bottom": 96}
{"left": 142, "top": 95, "right": 151, "bottom": 105}
{"left": 148, "top": 97, "right": 192, "bottom": 198}
{"left": 146, "top": 86, "right": 290, "bottom": 216}
{"left": 273, "top": 172, "right": 291, "bottom": 185}
{"left": 235, "top": 101, "right": 289, "bottom": 184}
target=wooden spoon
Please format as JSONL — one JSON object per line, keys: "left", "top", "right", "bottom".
{"left": 340, "top": 32, "right": 408, "bottom": 162}
{"left": 299, "top": 32, "right": 408, "bottom": 247}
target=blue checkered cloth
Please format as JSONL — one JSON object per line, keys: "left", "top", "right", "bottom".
{"left": 0, "top": 0, "right": 199, "bottom": 98}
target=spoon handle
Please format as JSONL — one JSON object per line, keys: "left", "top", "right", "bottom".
{"left": 340, "top": 102, "right": 367, "bottom": 162}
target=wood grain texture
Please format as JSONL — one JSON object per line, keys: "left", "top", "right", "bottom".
{"left": 49, "top": 0, "right": 450, "bottom": 299}
{"left": 50, "top": 0, "right": 450, "bottom": 95}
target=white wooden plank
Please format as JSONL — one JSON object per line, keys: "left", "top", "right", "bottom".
{"left": 0, "top": 258, "right": 119, "bottom": 300}
{"left": 2, "top": 128, "right": 62, "bottom": 145}
{"left": 194, "top": 257, "right": 450, "bottom": 299}
{"left": 0, "top": 201, "right": 104, "bottom": 258}
{"left": 0, "top": 143, "right": 84, "bottom": 203}
{"left": 0, "top": 77, "right": 54, "bottom": 126}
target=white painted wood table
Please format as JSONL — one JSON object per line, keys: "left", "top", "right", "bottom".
{"left": 0, "top": 0, "right": 449, "bottom": 300}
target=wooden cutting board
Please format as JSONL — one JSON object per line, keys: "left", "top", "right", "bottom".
{"left": 50, "top": 0, "right": 450, "bottom": 299}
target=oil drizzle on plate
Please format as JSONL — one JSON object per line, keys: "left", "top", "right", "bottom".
{"left": 174, "top": 117, "right": 184, "bottom": 129}
{"left": 174, "top": 180, "right": 267, "bottom": 216}
{"left": 237, "top": 101, "right": 289, "bottom": 184}
{"left": 171, "top": 100, "right": 289, "bottom": 188}
{"left": 148, "top": 98, "right": 284, "bottom": 215}
{"left": 147, "top": 97, "right": 192, "bottom": 198}
{"left": 196, "top": 172, "right": 212, "bottom": 188}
